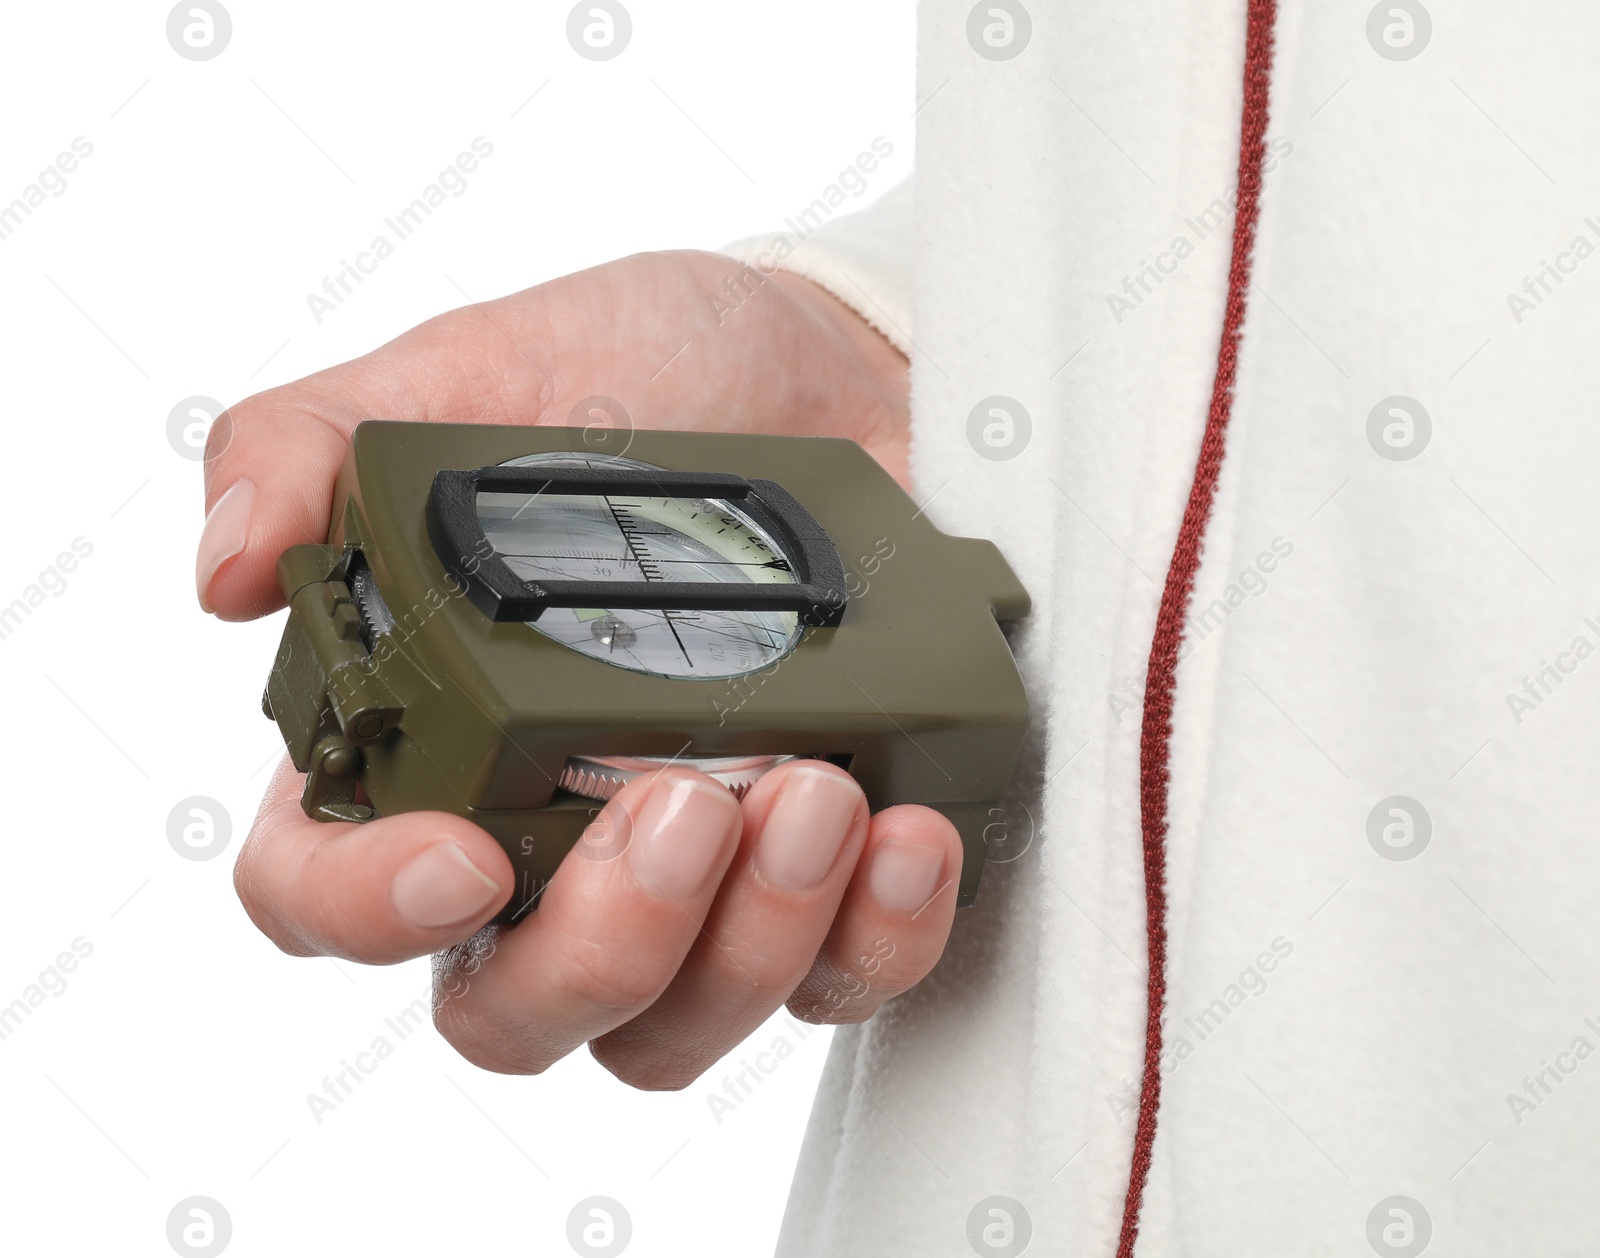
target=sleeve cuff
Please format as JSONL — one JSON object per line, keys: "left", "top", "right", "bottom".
{"left": 715, "top": 177, "right": 914, "bottom": 357}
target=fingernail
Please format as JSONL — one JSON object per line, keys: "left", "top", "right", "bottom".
{"left": 391, "top": 841, "right": 502, "bottom": 928}
{"left": 196, "top": 478, "right": 255, "bottom": 613}
{"left": 756, "top": 768, "right": 860, "bottom": 892}
{"left": 870, "top": 840, "right": 945, "bottom": 913}
{"left": 629, "top": 776, "right": 741, "bottom": 899}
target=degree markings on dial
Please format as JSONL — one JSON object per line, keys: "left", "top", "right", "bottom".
{"left": 603, "top": 495, "right": 692, "bottom": 668}
{"left": 496, "top": 549, "right": 784, "bottom": 571}
{"left": 490, "top": 495, "right": 784, "bottom": 581}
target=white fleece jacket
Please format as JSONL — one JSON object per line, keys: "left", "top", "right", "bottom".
{"left": 722, "top": 2, "right": 1600, "bottom": 1254}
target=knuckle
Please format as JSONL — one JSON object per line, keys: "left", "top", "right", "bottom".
{"left": 783, "top": 994, "right": 871, "bottom": 1026}
{"left": 441, "top": 1026, "right": 551, "bottom": 1076}
{"left": 789, "top": 998, "right": 878, "bottom": 1027}
{"left": 589, "top": 1039, "right": 707, "bottom": 1092}
{"left": 784, "top": 997, "right": 832, "bottom": 1025}
{"left": 785, "top": 950, "right": 901, "bottom": 1025}
{"left": 431, "top": 996, "right": 557, "bottom": 1077}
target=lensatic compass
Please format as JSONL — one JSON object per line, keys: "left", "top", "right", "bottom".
{"left": 263, "top": 421, "right": 1030, "bottom": 923}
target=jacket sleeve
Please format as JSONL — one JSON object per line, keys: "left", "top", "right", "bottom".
{"left": 715, "top": 177, "right": 914, "bottom": 357}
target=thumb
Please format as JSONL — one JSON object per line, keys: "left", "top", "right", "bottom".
{"left": 197, "top": 306, "right": 552, "bottom": 621}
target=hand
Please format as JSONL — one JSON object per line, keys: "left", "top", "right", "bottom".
{"left": 208, "top": 250, "right": 963, "bottom": 1086}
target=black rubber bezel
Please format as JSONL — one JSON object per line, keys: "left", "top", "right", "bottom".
{"left": 426, "top": 464, "right": 848, "bottom": 627}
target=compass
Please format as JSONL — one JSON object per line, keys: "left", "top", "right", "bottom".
{"left": 263, "top": 421, "right": 1031, "bottom": 923}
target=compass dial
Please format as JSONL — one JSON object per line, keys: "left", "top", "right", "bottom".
{"left": 477, "top": 452, "right": 804, "bottom": 680}
{"left": 559, "top": 753, "right": 798, "bottom": 801}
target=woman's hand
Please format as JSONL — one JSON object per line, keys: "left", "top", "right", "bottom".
{"left": 206, "top": 250, "right": 962, "bottom": 1087}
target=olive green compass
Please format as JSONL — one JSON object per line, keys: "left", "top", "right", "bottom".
{"left": 263, "top": 421, "right": 1030, "bottom": 923}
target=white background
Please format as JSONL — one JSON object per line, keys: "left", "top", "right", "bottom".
{"left": 0, "top": 2, "right": 914, "bottom": 1254}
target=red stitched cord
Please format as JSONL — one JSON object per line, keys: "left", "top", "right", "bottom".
{"left": 1114, "top": 4, "right": 1278, "bottom": 1255}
